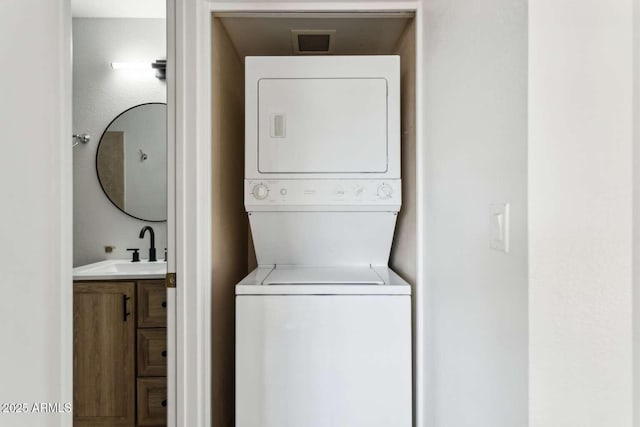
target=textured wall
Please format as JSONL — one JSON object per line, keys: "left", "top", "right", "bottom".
{"left": 529, "top": 1, "right": 633, "bottom": 426}
{"left": 73, "top": 18, "right": 166, "bottom": 266}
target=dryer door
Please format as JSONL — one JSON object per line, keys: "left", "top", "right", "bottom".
{"left": 257, "top": 78, "right": 388, "bottom": 174}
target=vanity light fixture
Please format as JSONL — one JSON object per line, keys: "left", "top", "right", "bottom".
{"left": 110, "top": 59, "right": 166, "bottom": 80}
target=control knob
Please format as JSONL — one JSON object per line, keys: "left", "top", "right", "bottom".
{"left": 377, "top": 183, "right": 393, "bottom": 200}
{"left": 252, "top": 183, "right": 269, "bottom": 200}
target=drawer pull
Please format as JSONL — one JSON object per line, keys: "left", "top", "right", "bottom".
{"left": 161, "top": 400, "right": 167, "bottom": 407}
{"left": 161, "top": 350, "right": 167, "bottom": 358}
{"left": 161, "top": 301, "right": 167, "bottom": 308}
{"left": 122, "top": 295, "right": 131, "bottom": 322}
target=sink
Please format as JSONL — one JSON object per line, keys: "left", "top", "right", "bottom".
{"left": 73, "top": 259, "right": 167, "bottom": 280}
{"left": 111, "top": 262, "right": 166, "bottom": 274}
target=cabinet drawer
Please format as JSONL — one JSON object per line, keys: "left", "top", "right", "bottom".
{"left": 137, "top": 281, "right": 167, "bottom": 327}
{"left": 137, "top": 328, "right": 167, "bottom": 377}
{"left": 137, "top": 377, "right": 167, "bottom": 426}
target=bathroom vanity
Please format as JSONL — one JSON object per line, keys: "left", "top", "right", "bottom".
{"left": 73, "top": 261, "right": 167, "bottom": 427}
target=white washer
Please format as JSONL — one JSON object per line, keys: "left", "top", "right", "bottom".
{"left": 236, "top": 266, "right": 412, "bottom": 427}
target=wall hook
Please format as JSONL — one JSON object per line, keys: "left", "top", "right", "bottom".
{"left": 72, "top": 133, "right": 90, "bottom": 147}
{"left": 139, "top": 149, "right": 148, "bottom": 161}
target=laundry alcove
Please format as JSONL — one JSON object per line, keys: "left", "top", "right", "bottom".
{"left": 209, "top": 11, "right": 417, "bottom": 427}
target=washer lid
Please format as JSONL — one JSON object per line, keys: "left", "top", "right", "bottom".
{"left": 236, "top": 266, "right": 411, "bottom": 295}
{"left": 263, "top": 266, "right": 384, "bottom": 285}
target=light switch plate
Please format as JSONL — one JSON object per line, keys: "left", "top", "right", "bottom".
{"left": 490, "top": 203, "right": 510, "bottom": 253}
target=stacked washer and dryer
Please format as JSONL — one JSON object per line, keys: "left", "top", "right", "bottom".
{"left": 236, "top": 56, "right": 412, "bottom": 427}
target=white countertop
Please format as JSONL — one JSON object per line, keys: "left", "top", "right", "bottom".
{"left": 73, "top": 259, "right": 167, "bottom": 281}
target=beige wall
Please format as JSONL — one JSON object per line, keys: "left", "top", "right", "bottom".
{"left": 211, "top": 17, "right": 247, "bottom": 427}
{"left": 390, "top": 19, "right": 417, "bottom": 286}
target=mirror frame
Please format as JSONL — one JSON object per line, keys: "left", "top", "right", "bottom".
{"left": 95, "top": 102, "right": 167, "bottom": 223}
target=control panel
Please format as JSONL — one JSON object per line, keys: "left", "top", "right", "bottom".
{"left": 244, "top": 179, "right": 401, "bottom": 209}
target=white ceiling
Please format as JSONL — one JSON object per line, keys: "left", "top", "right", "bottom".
{"left": 71, "top": 0, "right": 165, "bottom": 18}
{"left": 219, "top": 15, "right": 413, "bottom": 57}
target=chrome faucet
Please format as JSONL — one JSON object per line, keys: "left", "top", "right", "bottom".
{"left": 139, "top": 226, "right": 157, "bottom": 262}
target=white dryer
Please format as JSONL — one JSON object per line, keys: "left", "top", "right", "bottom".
{"left": 236, "top": 56, "right": 411, "bottom": 427}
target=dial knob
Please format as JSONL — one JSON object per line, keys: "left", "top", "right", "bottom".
{"left": 354, "top": 185, "right": 364, "bottom": 197}
{"left": 377, "top": 183, "right": 393, "bottom": 200}
{"left": 252, "top": 183, "right": 269, "bottom": 200}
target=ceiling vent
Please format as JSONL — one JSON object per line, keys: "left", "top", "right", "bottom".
{"left": 291, "top": 30, "right": 336, "bottom": 55}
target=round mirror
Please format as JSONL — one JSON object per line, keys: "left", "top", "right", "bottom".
{"left": 96, "top": 103, "right": 167, "bottom": 222}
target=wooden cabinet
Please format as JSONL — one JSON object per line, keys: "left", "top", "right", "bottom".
{"left": 136, "top": 279, "right": 167, "bottom": 426}
{"left": 74, "top": 279, "right": 167, "bottom": 427}
{"left": 137, "top": 281, "right": 167, "bottom": 327}
{"left": 137, "top": 378, "right": 168, "bottom": 426}
{"left": 74, "top": 282, "right": 136, "bottom": 426}
{"left": 137, "top": 329, "right": 168, "bottom": 376}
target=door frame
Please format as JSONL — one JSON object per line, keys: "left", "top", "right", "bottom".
{"left": 172, "top": 1, "right": 425, "bottom": 426}
{"left": 170, "top": 1, "right": 213, "bottom": 426}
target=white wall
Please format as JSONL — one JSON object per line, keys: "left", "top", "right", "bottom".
{"left": 421, "top": 0, "right": 528, "bottom": 426}
{"left": 0, "top": 0, "right": 72, "bottom": 425}
{"left": 73, "top": 18, "right": 166, "bottom": 266}
{"left": 529, "top": 1, "right": 634, "bottom": 426}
